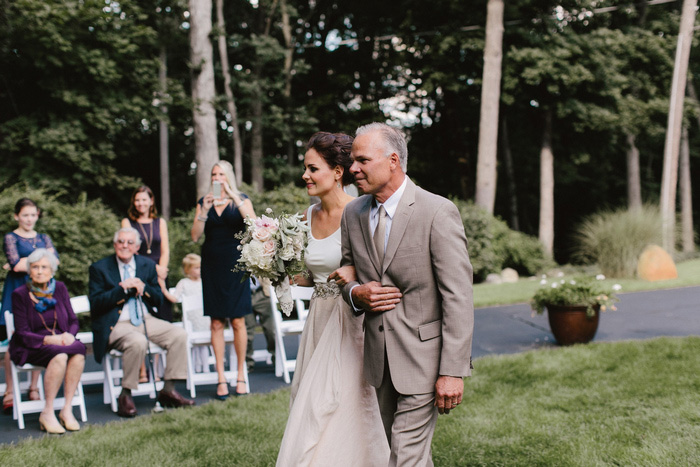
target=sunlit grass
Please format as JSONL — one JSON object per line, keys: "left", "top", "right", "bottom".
{"left": 474, "top": 258, "right": 700, "bottom": 308}
{"left": 1, "top": 338, "right": 699, "bottom": 465}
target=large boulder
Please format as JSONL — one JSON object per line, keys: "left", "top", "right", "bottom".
{"left": 637, "top": 245, "right": 678, "bottom": 281}
{"left": 484, "top": 273, "right": 503, "bottom": 284}
{"left": 501, "top": 268, "right": 519, "bottom": 283}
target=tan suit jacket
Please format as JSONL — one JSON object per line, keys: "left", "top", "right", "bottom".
{"left": 341, "top": 179, "right": 474, "bottom": 395}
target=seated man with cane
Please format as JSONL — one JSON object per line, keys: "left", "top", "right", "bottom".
{"left": 88, "top": 227, "right": 194, "bottom": 417}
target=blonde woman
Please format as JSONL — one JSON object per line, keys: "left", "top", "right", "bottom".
{"left": 191, "top": 161, "right": 255, "bottom": 399}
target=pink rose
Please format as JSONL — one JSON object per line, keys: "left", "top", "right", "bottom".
{"left": 262, "top": 240, "right": 276, "bottom": 257}
{"left": 253, "top": 227, "right": 273, "bottom": 242}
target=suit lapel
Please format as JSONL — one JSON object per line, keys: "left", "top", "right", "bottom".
{"left": 382, "top": 179, "right": 416, "bottom": 274}
{"left": 357, "top": 195, "right": 382, "bottom": 275}
{"left": 108, "top": 255, "right": 123, "bottom": 286}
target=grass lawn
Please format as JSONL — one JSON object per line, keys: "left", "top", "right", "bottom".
{"left": 1, "top": 337, "right": 699, "bottom": 465}
{"left": 474, "top": 258, "right": 700, "bottom": 308}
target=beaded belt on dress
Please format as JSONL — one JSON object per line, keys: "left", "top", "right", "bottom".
{"left": 312, "top": 281, "right": 341, "bottom": 299}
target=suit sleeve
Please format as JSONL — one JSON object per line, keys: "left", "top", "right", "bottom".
{"left": 88, "top": 262, "right": 128, "bottom": 319}
{"left": 340, "top": 206, "right": 363, "bottom": 314}
{"left": 429, "top": 202, "right": 474, "bottom": 378}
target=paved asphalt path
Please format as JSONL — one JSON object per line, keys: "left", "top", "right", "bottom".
{"left": 1, "top": 285, "right": 698, "bottom": 445}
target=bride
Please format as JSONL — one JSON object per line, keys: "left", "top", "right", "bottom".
{"left": 276, "top": 132, "right": 389, "bottom": 466}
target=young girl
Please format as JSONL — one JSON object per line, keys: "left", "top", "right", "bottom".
{"left": 163, "top": 254, "right": 210, "bottom": 372}
{"left": 2, "top": 198, "right": 59, "bottom": 413}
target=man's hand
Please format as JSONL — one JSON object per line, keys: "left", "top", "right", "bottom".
{"left": 434, "top": 375, "right": 464, "bottom": 415}
{"left": 351, "top": 281, "right": 402, "bottom": 313}
{"left": 119, "top": 277, "right": 145, "bottom": 296}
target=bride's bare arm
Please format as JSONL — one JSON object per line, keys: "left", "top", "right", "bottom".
{"left": 328, "top": 265, "right": 356, "bottom": 287}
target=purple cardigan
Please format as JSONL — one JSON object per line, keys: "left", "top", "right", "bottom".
{"left": 9, "top": 281, "right": 80, "bottom": 366}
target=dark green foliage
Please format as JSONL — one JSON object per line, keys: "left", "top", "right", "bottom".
{"left": 0, "top": 184, "right": 120, "bottom": 296}
{"left": 452, "top": 198, "right": 551, "bottom": 282}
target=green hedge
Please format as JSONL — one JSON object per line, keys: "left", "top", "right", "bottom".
{"left": 0, "top": 184, "right": 119, "bottom": 297}
{"left": 451, "top": 198, "right": 552, "bottom": 282}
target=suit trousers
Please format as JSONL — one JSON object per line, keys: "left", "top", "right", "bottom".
{"left": 376, "top": 353, "right": 438, "bottom": 467}
{"left": 107, "top": 315, "right": 189, "bottom": 390}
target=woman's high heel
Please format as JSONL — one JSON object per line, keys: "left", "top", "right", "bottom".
{"left": 214, "top": 382, "right": 230, "bottom": 401}
{"left": 59, "top": 413, "right": 80, "bottom": 431}
{"left": 39, "top": 414, "right": 66, "bottom": 434}
{"left": 234, "top": 380, "right": 249, "bottom": 397}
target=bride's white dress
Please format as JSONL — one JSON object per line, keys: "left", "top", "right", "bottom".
{"left": 276, "top": 206, "right": 389, "bottom": 467}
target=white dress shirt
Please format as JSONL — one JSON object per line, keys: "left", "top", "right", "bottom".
{"left": 117, "top": 257, "right": 149, "bottom": 322}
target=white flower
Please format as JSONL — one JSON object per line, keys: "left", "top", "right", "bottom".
{"left": 541, "top": 274, "right": 547, "bottom": 279}
{"left": 612, "top": 284, "right": 622, "bottom": 291}
{"left": 540, "top": 279, "right": 547, "bottom": 285}
{"left": 265, "top": 207, "right": 273, "bottom": 214}
{"left": 560, "top": 279, "right": 565, "bottom": 284}
{"left": 551, "top": 283, "right": 558, "bottom": 288}
{"left": 569, "top": 280, "right": 576, "bottom": 285}
{"left": 556, "top": 271, "right": 564, "bottom": 277}
{"left": 596, "top": 274, "right": 606, "bottom": 280}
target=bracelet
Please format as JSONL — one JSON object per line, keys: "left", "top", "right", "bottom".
{"left": 235, "top": 201, "right": 245, "bottom": 209}
{"left": 197, "top": 215, "right": 207, "bottom": 222}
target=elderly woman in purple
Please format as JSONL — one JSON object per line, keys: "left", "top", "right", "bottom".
{"left": 9, "top": 248, "right": 86, "bottom": 433}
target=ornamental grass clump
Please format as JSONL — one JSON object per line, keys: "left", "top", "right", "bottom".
{"left": 573, "top": 204, "right": 662, "bottom": 278}
{"left": 531, "top": 275, "right": 620, "bottom": 317}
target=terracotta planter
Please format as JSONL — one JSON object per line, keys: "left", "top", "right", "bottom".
{"left": 546, "top": 304, "right": 600, "bottom": 346}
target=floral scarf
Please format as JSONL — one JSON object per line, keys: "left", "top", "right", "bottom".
{"left": 29, "top": 278, "right": 57, "bottom": 313}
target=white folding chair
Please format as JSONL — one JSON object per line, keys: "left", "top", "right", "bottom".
{"left": 68, "top": 295, "right": 105, "bottom": 386}
{"left": 181, "top": 294, "right": 248, "bottom": 397}
{"left": 4, "top": 310, "right": 87, "bottom": 429}
{"left": 269, "top": 285, "right": 313, "bottom": 383}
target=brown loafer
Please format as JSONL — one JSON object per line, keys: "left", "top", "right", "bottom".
{"left": 157, "top": 389, "right": 195, "bottom": 408}
{"left": 117, "top": 392, "right": 137, "bottom": 418}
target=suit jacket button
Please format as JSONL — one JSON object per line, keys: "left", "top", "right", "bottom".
{"left": 378, "top": 325, "right": 384, "bottom": 332}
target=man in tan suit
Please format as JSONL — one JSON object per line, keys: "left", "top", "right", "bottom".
{"left": 337, "top": 122, "right": 474, "bottom": 466}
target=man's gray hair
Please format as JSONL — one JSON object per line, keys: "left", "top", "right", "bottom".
{"left": 27, "top": 248, "right": 59, "bottom": 273}
{"left": 355, "top": 122, "right": 408, "bottom": 172}
{"left": 113, "top": 227, "right": 142, "bottom": 246}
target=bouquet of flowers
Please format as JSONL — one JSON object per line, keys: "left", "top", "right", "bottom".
{"left": 236, "top": 208, "right": 309, "bottom": 315}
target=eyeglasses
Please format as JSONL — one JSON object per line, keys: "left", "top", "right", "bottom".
{"left": 116, "top": 239, "right": 136, "bottom": 245}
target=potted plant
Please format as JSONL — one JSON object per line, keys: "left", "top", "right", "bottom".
{"left": 531, "top": 275, "right": 620, "bottom": 345}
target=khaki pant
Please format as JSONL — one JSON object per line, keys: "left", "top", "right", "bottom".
{"left": 107, "top": 315, "right": 189, "bottom": 390}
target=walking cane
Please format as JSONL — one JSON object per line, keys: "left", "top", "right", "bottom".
{"left": 135, "top": 296, "right": 165, "bottom": 413}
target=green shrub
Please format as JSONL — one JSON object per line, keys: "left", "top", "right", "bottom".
{"left": 492, "top": 222, "right": 554, "bottom": 277}
{"left": 451, "top": 198, "right": 550, "bottom": 282}
{"left": 573, "top": 204, "right": 663, "bottom": 278}
{"left": 0, "top": 184, "right": 119, "bottom": 296}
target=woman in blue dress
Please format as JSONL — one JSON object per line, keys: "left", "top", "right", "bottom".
{"left": 191, "top": 160, "right": 255, "bottom": 399}
{"left": 2, "top": 198, "right": 59, "bottom": 414}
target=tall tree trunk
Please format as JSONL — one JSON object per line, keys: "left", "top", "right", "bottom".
{"left": 625, "top": 133, "right": 642, "bottom": 211}
{"left": 189, "top": 0, "right": 219, "bottom": 198}
{"left": 679, "top": 125, "right": 694, "bottom": 252}
{"left": 251, "top": 94, "right": 264, "bottom": 191}
{"left": 660, "top": 0, "right": 697, "bottom": 253}
{"left": 280, "top": 0, "right": 296, "bottom": 166}
{"left": 248, "top": 0, "right": 279, "bottom": 192}
{"left": 474, "top": 0, "right": 504, "bottom": 214}
{"left": 158, "top": 46, "right": 171, "bottom": 220}
{"left": 499, "top": 116, "right": 519, "bottom": 230}
{"left": 539, "top": 110, "right": 554, "bottom": 257}
{"left": 215, "top": 0, "right": 243, "bottom": 186}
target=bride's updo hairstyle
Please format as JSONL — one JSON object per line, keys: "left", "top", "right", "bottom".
{"left": 304, "top": 132, "right": 355, "bottom": 186}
